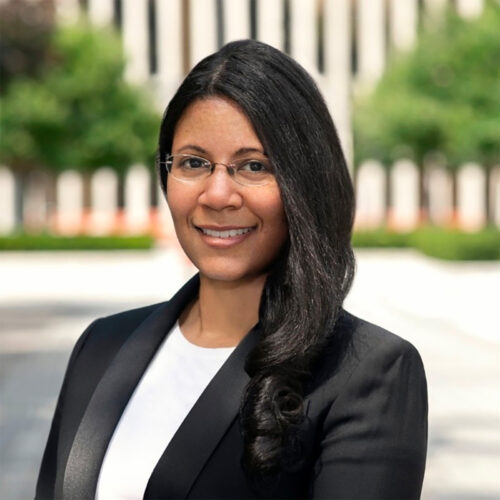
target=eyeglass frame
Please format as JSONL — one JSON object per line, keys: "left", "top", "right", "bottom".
{"left": 160, "top": 153, "right": 276, "bottom": 187}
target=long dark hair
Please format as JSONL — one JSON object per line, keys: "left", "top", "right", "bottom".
{"left": 157, "top": 40, "right": 355, "bottom": 479}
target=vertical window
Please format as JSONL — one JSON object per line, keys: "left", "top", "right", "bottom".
{"left": 384, "top": 0, "right": 391, "bottom": 55}
{"left": 216, "top": 0, "right": 225, "bottom": 48}
{"left": 249, "top": 0, "right": 257, "bottom": 39}
{"left": 182, "top": 0, "right": 190, "bottom": 74}
{"left": 148, "top": 0, "right": 158, "bottom": 74}
{"left": 417, "top": 0, "right": 425, "bottom": 32}
{"left": 284, "top": 0, "right": 291, "bottom": 54}
{"left": 113, "top": 0, "right": 122, "bottom": 30}
{"left": 317, "top": 0, "right": 324, "bottom": 73}
{"left": 351, "top": 0, "right": 358, "bottom": 76}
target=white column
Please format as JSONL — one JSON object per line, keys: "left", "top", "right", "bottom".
{"left": 457, "top": 163, "right": 486, "bottom": 231}
{"left": 290, "top": 0, "right": 316, "bottom": 74}
{"left": 357, "top": 0, "right": 386, "bottom": 86}
{"left": 125, "top": 165, "right": 151, "bottom": 234}
{"left": 423, "top": 0, "right": 448, "bottom": 15}
{"left": 324, "top": 0, "right": 352, "bottom": 169}
{"left": 456, "top": 0, "right": 483, "bottom": 19}
{"left": 122, "top": 0, "right": 149, "bottom": 84}
{"left": 57, "top": 170, "right": 84, "bottom": 235}
{"left": 354, "top": 160, "right": 386, "bottom": 229}
{"left": 189, "top": 0, "right": 218, "bottom": 68}
{"left": 88, "top": 0, "right": 114, "bottom": 26}
{"left": 0, "top": 166, "right": 16, "bottom": 233}
{"left": 490, "top": 166, "right": 500, "bottom": 228}
{"left": 390, "top": 159, "right": 420, "bottom": 230}
{"left": 223, "top": 0, "right": 249, "bottom": 43}
{"left": 426, "top": 166, "right": 453, "bottom": 226}
{"left": 23, "top": 170, "right": 49, "bottom": 231}
{"left": 157, "top": 0, "right": 184, "bottom": 105}
{"left": 90, "top": 167, "right": 118, "bottom": 234}
{"left": 389, "top": 0, "right": 418, "bottom": 52}
{"left": 55, "top": 0, "right": 80, "bottom": 24}
{"left": 257, "top": 0, "right": 284, "bottom": 50}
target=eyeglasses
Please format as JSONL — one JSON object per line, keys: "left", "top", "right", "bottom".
{"left": 162, "top": 154, "right": 275, "bottom": 187}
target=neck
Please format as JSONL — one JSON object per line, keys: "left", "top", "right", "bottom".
{"left": 180, "top": 274, "right": 266, "bottom": 348}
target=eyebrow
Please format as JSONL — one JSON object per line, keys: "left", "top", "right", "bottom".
{"left": 176, "top": 144, "right": 267, "bottom": 156}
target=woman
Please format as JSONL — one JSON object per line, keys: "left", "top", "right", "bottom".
{"left": 36, "top": 40, "right": 427, "bottom": 499}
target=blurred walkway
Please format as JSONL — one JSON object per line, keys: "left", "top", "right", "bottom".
{"left": 0, "top": 248, "right": 499, "bottom": 499}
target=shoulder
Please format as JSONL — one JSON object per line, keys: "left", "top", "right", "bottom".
{"left": 55, "top": 301, "right": 170, "bottom": 420}
{"left": 66, "top": 301, "right": 169, "bottom": 379}
{"left": 87, "top": 301, "right": 168, "bottom": 340}
{"left": 334, "top": 308, "right": 423, "bottom": 371}
{"left": 335, "top": 310, "right": 421, "bottom": 363}
{"left": 336, "top": 308, "right": 421, "bottom": 357}
{"left": 308, "top": 310, "right": 428, "bottom": 498}
{"left": 310, "top": 309, "right": 427, "bottom": 402}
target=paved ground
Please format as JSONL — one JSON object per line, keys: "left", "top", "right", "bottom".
{"left": 0, "top": 247, "right": 499, "bottom": 499}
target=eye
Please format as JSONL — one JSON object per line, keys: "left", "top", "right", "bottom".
{"left": 180, "top": 155, "right": 208, "bottom": 169}
{"left": 238, "top": 160, "right": 269, "bottom": 173}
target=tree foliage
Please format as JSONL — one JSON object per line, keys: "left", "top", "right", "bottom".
{"left": 353, "top": 0, "right": 500, "bottom": 170}
{"left": 0, "top": 21, "right": 160, "bottom": 174}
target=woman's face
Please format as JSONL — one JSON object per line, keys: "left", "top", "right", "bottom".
{"left": 167, "top": 96, "right": 288, "bottom": 283}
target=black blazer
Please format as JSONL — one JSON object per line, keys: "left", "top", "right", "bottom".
{"left": 36, "top": 275, "right": 428, "bottom": 499}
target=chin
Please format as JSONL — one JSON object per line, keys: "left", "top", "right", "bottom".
{"left": 195, "top": 259, "right": 266, "bottom": 284}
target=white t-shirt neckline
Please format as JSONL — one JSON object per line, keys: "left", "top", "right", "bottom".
{"left": 174, "top": 321, "right": 238, "bottom": 353}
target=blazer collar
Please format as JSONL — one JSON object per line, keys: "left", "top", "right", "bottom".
{"left": 145, "top": 322, "right": 258, "bottom": 499}
{"left": 61, "top": 274, "right": 259, "bottom": 499}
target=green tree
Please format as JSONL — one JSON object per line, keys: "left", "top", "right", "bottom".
{"left": 0, "top": 21, "right": 160, "bottom": 176}
{"left": 353, "top": 0, "right": 500, "bottom": 171}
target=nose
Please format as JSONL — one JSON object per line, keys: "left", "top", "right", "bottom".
{"left": 198, "top": 164, "right": 243, "bottom": 210}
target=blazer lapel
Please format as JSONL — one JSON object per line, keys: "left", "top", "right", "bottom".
{"left": 61, "top": 274, "right": 200, "bottom": 499}
{"left": 144, "top": 325, "right": 259, "bottom": 499}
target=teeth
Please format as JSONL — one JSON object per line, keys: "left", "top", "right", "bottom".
{"left": 200, "top": 227, "right": 253, "bottom": 238}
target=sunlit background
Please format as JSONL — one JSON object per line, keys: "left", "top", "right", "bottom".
{"left": 0, "top": 0, "right": 499, "bottom": 498}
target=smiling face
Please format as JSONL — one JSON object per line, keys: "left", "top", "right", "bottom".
{"left": 167, "top": 96, "right": 288, "bottom": 284}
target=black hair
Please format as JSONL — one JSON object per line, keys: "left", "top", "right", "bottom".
{"left": 157, "top": 39, "right": 355, "bottom": 480}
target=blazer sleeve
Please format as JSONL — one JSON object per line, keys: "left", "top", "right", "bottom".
{"left": 35, "top": 319, "right": 99, "bottom": 500}
{"left": 311, "top": 338, "right": 428, "bottom": 499}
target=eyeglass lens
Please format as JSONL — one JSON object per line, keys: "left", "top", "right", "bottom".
{"left": 166, "top": 154, "right": 274, "bottom": 186}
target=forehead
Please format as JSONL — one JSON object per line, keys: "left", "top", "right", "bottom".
{"left": 172, "top": 97, "right": 263, "bottom": 154}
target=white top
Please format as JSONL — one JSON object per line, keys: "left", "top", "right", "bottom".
{"left": 96, "top": 322, "right": 235, "bottom": 500}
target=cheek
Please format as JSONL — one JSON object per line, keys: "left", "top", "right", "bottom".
{"left": 258, "top": 192, "right": 288, "bottom": 238}
{"left": 166, "top": 183, "right": 194, "bottom": 222}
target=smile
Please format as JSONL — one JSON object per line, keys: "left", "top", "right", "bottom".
{"left": 197, "top": 227, "right": 255, "bottom": 239}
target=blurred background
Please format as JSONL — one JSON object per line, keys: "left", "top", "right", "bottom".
{"left": 0, "top": 0, "right": 499, "bottom": 498}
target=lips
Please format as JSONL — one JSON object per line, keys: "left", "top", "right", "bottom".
{"left": 200, "top": 227, "right": 253, "bottom": 238}
{"left": 194, "top": 224, "right": 256, "bottom": 241}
